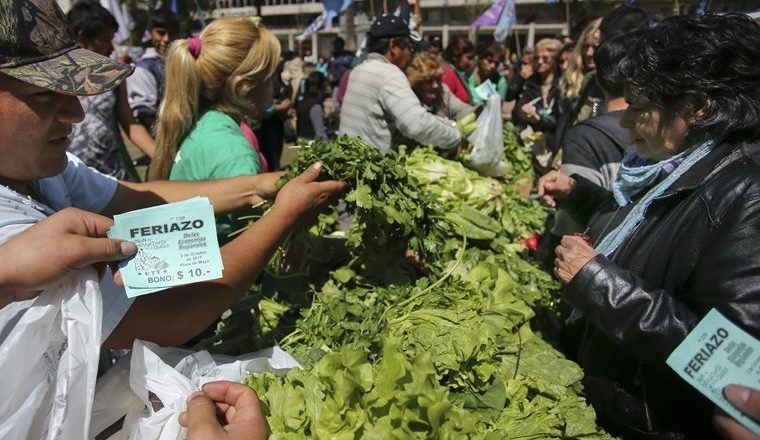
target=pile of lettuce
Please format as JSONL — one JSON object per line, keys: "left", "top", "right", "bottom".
{"left": 203, "top": 136, "right": 611, "bottom": 439}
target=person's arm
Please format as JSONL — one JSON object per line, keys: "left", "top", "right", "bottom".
{"left": 179, "top": 381, "right": 268, "bottom": 440}
{"left": 103, "top": 164, "right": 345, "bottom": 348}
{"left": 441, "top": 84, "right": 475, "bottom": 121}
{"left": 0, "top": 208, "right": 136, "bottom": 308}
{"left": 504, "top": 69, "right": 528, "bottom": 102}
{"left": 309, "top": 104, "right": 328, "bottom": 140}
{"left": 100, "top": 171, "right": 283, "bottom": 217}
{"left": 559, "top": 193, "right": 760, "bottom": 368}
{"left": 116, "top": 82, "right": 156, "bottom": 158}
{"left": 559, "top": 125, "right": 610, "bottom": 188}
{"left": 126, "top": 65, "right": 159, "bottom": 127}
{"left": 382, "top": 70, "right": 461, "bottom": 150}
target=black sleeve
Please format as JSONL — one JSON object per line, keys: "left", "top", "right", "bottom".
{"left": 511, "top": 83, "right": 539, "bottom": 127}
{"left": 565, "top": 191, "right": 760, "bottom": 368}
{"left": 505, "top": 74, "right": 526, "bottom": 102}
{"left": 557, "top": 175, "right": 611, "bottom": 226}
{"left": 563, "top": 125, "right": 604, "bottom": 167}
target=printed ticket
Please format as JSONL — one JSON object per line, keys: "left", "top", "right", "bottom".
{"left": 108, "top": 197, "right": 224, "bottom": 298}
{"left": 666, "top": 308, "right": 760, "bottom": 435}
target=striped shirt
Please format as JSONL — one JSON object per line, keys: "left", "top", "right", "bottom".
{"left": 339, "top": 53, "right": 461, "bottom": 155}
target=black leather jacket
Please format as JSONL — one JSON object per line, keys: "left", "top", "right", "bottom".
{"left": 562, "top": 140, "right": 760, "bottom": 439}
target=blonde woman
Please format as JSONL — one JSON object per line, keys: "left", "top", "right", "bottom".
{"left": 560, "top": 18, "right": 601, "bottom": 102}
{"left": 405, "top": 53, "right": 474, "bottom": 121}
{"left": 151, "top": 17, "right": 280, "bottom": 240}
{"left": 555, "top": 18, "right": 604, "bottom": 157}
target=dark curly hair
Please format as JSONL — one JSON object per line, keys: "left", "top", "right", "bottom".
{"left": 67, "top": 0, "right": 118, "bottom": 41}
{"left": 594, "top": 30, "right": 645, "bottom": 98}
{"left": 622, "top": 13, "right": 760, "bottom": 144}
{"left": 443, "top": 36, "right": 474, "bottom": 65}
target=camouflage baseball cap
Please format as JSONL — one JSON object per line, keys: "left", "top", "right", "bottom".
{"left": 0, "top": 0, "right": 133, "bottom": 96}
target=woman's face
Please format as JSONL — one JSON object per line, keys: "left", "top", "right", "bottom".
{"left": 582, "top": 32, "right": 600, "bottom": 71}
{"left": 455, "top": 51, "right": 474, "bottom": 70}
{"left": 621, "top": 97, "right": 690, "bottom": 160}
{"left": 414, "top": 77, "right": 441, "bottom": 104}
{"left": 477, "top": 54, "right": 500, "bottom": 78}
{"left": 534, "top": 49, "right": 556, "bottom": 76}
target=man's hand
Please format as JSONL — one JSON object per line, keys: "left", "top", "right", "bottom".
{"left": 554, "top": 235, "right": 596, "bottom": 284}
{"left": 179, "top": 381, "right": 268, "bottom": 440}
{"left": 537, "top": 170, "right": 576, "bottom": 208}
{"left": 714, "top": 384, "right": 760, "bottom": 439}
{"left": 271, "top": 162, "right": 346, "bottom": 220}
{"left": 0, "top": 208, "right": 137, "bottom": 307}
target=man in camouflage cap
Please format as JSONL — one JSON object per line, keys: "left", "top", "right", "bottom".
{"left": 0, "top": 2, "right": 340, "bottom": 436}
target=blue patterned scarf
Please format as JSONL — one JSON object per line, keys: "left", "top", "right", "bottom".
{"left": 596, "top": 139, "right": 715, "bottom": 257}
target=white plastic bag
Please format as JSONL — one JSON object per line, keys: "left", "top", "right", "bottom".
{"left": 99, "top": 340, "right": 300, "bottom": 440}
{"left": 467, "top": 93, "right": 506, "bottom": 177}
{"left": 0, "top": 268, "right": 102, "bottom": 439}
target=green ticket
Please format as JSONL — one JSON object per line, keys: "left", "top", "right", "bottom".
{"left": 108, "top": 197, "right": 224, "bottom": 298}
{"left": 666, "top": 308, "right": 760, "bottom": 435}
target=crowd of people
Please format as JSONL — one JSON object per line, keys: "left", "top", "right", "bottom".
{"left": 2, "top": 0, "right": 760, "bottom": 438}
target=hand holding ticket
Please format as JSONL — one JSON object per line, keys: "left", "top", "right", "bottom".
{"left": 108, "top": 197, "right": 224, "bottom": 298}
{"left": 667, "top": 309, "right": 760, "bottom": 436}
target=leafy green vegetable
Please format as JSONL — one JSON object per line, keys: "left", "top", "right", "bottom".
{"left": 228, "top": 136, "right": 611, "bottom": 439}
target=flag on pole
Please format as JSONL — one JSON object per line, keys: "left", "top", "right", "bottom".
{"left": 296, "top": 14, "right": 326, "bottom": 41}
{"left": 494, "top": 0, "right": 516, "bottom": 42}
{"left": 471, "top": 0, "right": 505, "bottom": 27}
{"left": 297, "top": 0, "right": 353, "bottom": 39}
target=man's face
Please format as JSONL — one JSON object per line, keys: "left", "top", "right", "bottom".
{"left": 81, "top": 29, "right": 116, "bottom": 57}
{"left": 0, "top": 75, "right": 85, "bottom": 184}
{"left": 388, "top": 39, "right": 415, "bottom": 70}
{"left": 149, "top": 27, "right": 175, "bottom": 56}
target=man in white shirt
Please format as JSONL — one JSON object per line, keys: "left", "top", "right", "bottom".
{"left": 339, "top": 15, "right": 462, "bottom": 155}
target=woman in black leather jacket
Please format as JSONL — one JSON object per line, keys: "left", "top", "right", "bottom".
{"left": 537, "top": 14, "right": 760, "bottom": 439}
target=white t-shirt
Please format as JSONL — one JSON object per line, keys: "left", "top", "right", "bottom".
{"left": 0, "top": 153, "right": 133, "bottom": 343}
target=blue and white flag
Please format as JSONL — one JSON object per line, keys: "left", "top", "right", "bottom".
{"left": 494, "top": 0, "right": 516, "bottom": 42}
{"left": 297, "top": 0, "right": 353, "bottom": 39}
{"left": 296, "top": 14, "right": 326, "bottom": 41}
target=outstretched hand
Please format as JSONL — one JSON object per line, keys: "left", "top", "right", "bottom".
{"left": 537, "top": 170, "right": 576, "bottom": 208}
{"left": 179, "top": 381, "right": 268, "bottom": 440}
{"left": 272, "top": 162, "right": 346, "bottom": 220}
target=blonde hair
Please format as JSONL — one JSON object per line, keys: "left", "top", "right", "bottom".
{"left": 561, "top": 18, "right": 601, "bottom": 99}
{"left": 405, "top": 53, "right": 445, "bottom": 87}
{"left": 151, "top": 17, "right": 281, "bottom": 181}
{"left": 534, "top": 38, "right": 563, "bottom": 55}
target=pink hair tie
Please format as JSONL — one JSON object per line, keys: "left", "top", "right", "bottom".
{"left": 187, "top": 36, "right": 202, "bottom": 59}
